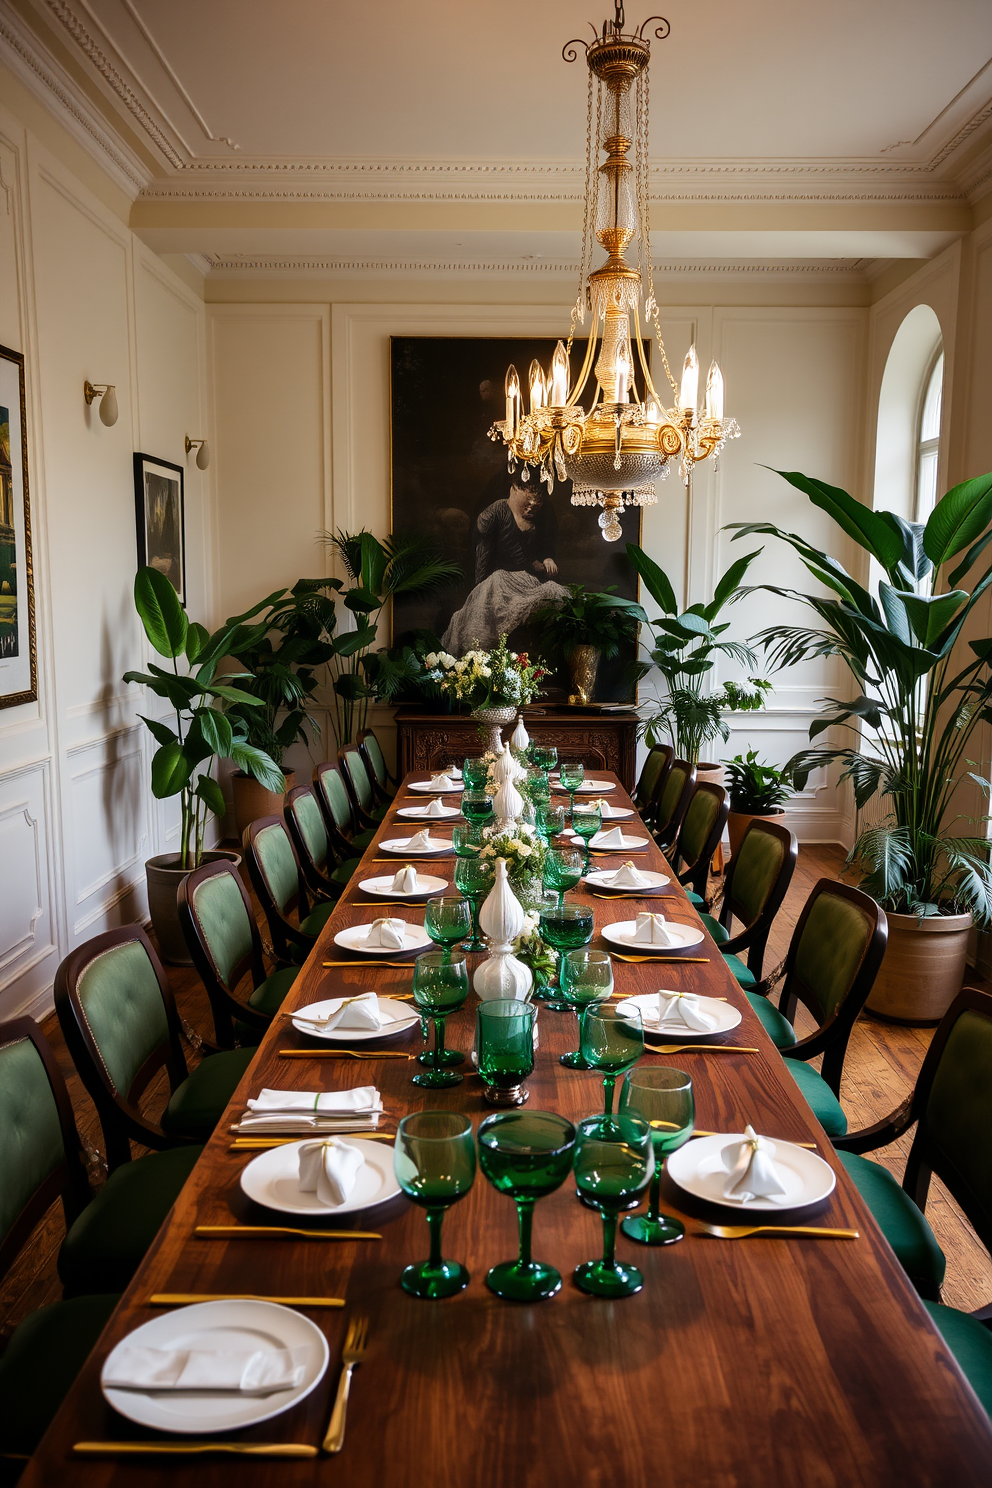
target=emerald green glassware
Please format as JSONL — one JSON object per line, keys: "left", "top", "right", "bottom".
{"left": 558, "top": 760, "right": 585, "bottom": 821}
{"left": 559, "top": 948, "right": 614, "bottom": 1068}
{"left": 535, "top": 803, "right": 566, "bottom": 845}
{"left": 619, "top": 1066, "right": 695, "bottom": 1246}
{"left": 537, "top": 900, "right": 595, "bottom": 1011}
{"left": 424, "top": 895, "right": 472, "bottom": 961}
{"left": 580, "top": 1003, "right": 644, "bottom": 1116}
{"left": 454, "top": 854, "right": 495, "bottom": 951}
{"left": 542, "top": 845, "right": 583, "bottom": 908}
{"left": 570, "top": 801, "right": 602, "bottom": 872}
{"left": 530, "top": 744, "right": 558, "bottom": 773}
{"left": 462, "top": 756, "right": 490, "bottom": 789}
{"left": 394, "top": 1111, "right": 476, "bottom": 1299}
{"left": 573, "top": 1113, "right": 653, "bottom": 1298}
{"left": 461, "top": 789, "right": 495, "bottom": 827}
{"left": 477, "top": 1110, "right": 576, "bottom": 1301}
{"left": 452, "top": 823, "right": 484, "bottom": 858}
{"left": 476, "top": 999, "right": 536, "bottom": 1105}
{"left": 411, "top": 950, "right": 469, "bottom": 1087}
{"left": 525, "top": 767, "right": 551, "bottom": 809}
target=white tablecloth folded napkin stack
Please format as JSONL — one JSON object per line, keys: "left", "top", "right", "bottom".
{"left": 234, "top": 1086, "right": 383, "bottom": 1135}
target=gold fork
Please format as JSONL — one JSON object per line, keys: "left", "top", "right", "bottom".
{"left": 322, "top": 1314, "right": 369, "bottom": 1453}
{"left": 609, "top": 955, "right": 710, "bottom": 964}
{"left": 697, "top": 1221, "right": 858, "bottom": 1240}
{"left": 643, "top": 1043, "right": 759, "bottom": 1055}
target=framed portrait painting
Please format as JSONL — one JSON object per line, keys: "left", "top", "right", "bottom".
{"left": 0, "top": 343, "right": 37, "bottom": 709}
{"left": 389, "top": 336, "right": 642, "bottom": 702}
{"left": 134, "top": 453, "right": 186, "bottom": 602}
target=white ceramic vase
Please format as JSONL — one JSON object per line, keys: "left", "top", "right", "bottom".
{"left": 474, "top": 858, "right": 533, "bottom": 1001}
{"left": 510, "top": 715, "right": 530, "bottom": 754}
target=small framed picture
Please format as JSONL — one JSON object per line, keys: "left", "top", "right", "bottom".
{"left": 0, "top": 342, "right": 38, "bottom": 709}
{"left": 133, "top": 453, "right": 186, "bottom": 602}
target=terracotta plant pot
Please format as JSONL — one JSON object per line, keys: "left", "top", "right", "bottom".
{"left": 232, "top": 768, "right": 295, "bottom": 841}
{"left": 727, "top": 806, "right": 786, "bottom": 858}
{"left": 145, "top": 848, "right": 241, "bottom": 965}
{"left": 694, "top": 761, "right": 725, "bottom": 788}
{"left": 867, "top": 909, "right": 973, "bottom": 1025}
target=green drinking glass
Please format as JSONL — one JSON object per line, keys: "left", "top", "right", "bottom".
{"left": 525, "top": 767, "right": 551, "bottom": 809}
{"left": 570, "top": 802, "right": 602, "bottom": 872}
{"left": 559, "top": 948, "right": 614, "bottom": 1068}
{"left": 394, "top": 1111, "right": 476, "bottom": 1299}
{"left": 461, "top": 789, "right": 495, "bottom": 828}
{"left": 452, "top": 823, "right": 484, "bottom": 858}
{"left": 411, "top": 951, "right": 469, "bottom": 1087}
{"left": 454, "top": 854, "right": 495, "bottom": 951}
{"left": 580, "top": 1003, "right": 644, "bottom": 1117}
{"left": 462, "top": 756, "right": 490, "bottom": 790}
{"left": 558, "top": 760, "right": 585, "bottom": 822}
{"left": 619, "top": 1066, "right": 695, "bottom": 1246}
{"left": 530, "top": 743, "right": 558, "bottom": 773}
{"left": 542, "top": 846, "right": 583, "bottom": 909}
{"left": 573, "top": 1113, "right": 654, "bottom": 1298}
{"left": 535, "top": 803, "right": 566, "bottom": 845}
{"left": 477, "top": 1110, "right": 576, "bottom": 1302}
{"left": 476, "top": 999, "right": 536, "bottom": 1106}
{"left": 424, "top": 895, "right": 472, "bottom": 962}
{"left": 537, "top": 900, "right": 594, "bottom": 1011}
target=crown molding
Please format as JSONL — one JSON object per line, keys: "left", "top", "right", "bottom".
{"left": 203, "top": 252, "right": 874, "bottom": 280}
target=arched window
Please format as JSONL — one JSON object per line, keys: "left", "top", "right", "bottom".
{"left": 915, "top": 350, "right": 943, "bottom": 522}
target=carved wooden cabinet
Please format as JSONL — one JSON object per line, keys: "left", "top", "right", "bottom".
{"left": 394, "top": 706, "right": 639, "bottom": 791}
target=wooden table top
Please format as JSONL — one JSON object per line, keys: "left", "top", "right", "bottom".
{"left": 22, "top": 775, "right": 992, "bottom": 1486}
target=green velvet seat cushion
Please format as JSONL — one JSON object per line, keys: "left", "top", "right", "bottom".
{"left": 299, "top": 900, "right": 336, "bottom": 939}
{"left": 329, "top": 858, "right": 362, "bottom": 887}
{"left": 724, "top": 952, "right": 757, "bottom": 990}
{"left": 699, "top": 912, "right": 729, "bottom": 944}
{"left": 369, "top": 803, "right": 389, "bottom": 824}
{"left": 746, "top": 990, "right": 797, "bottom": 1048}
{"left": 783, "top": 1057, "right": 848, "bottom": 1137}
{"left": 838, "top": 1152, "right": 945, "bottom": 1293}
{"left": 922, "top": 1301, "right": 992, "bottom": 1416}
{"left": 685, "top": 890, "right": 705, "bottom": 908}
{"left": 160, "top": 1048, "right": 254, "bottom": 1141}
{"left": 353, "top": 829, "right": 376, "bottom": 851}
{"left": 0, "top": 1292, "right": 120, "bottom": 1457}
{"left": 58, "top": 1144, "right": 202, "bottom": 1297}
{"left": 235, "top": 965, "right": 299, "bottom": 1045}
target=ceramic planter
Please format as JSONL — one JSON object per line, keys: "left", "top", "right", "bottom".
{"left": 727, "top": 806, "right": 786, "bottom": 858}
{"left": 232, "top": 768, "right": 295, "bottom": 840}
{"left": 145, "top": 848, "right": 241, "bottom": 965}
{"left": 866, "top": 909, "right": 973, "bottom": 1025}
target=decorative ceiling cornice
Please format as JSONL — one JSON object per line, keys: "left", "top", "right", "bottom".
{"left": 204, "top": 253, "right": 874, "bottom": 279}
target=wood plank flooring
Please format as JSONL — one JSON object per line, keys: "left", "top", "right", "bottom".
{"left": 2, "top": 842, "right": 990, "bottom": 1349}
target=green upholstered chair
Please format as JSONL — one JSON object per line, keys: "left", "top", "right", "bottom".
{"left": 773, "top": 880, "right": 887, "bottom": 1139}
{"left": 669, "top": 782, "right": 729, "bottom": 905}
{"left": 178, "top": 859, "right": 299, "bottom": 1050}
{"left": 633, "top": 744, "right": 673, "bottom": 826}
{"left": 359, "top": 727, "right": 398, "bottom": 803}
{"left": 313, "top": 759, "right": 375, "bottom": 856}
{"left": 54, "top": 926, "right": 253, "bottom": 1171}
{"left": 652, "top": 757, "right": 696, "bottom": 852}
{"left": 339, "top": 744, "right": 390, "bottom": 831}
{"left": 243, "top": 815, "right": 335, "bottom": 964}
{"left": 285, "top": 783, "right": 347, "bottom": 901}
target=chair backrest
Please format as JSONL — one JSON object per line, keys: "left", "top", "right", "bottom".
{"left": 654, "top": 758, "right": 696, "bottom": 843}
{"left": 339, "top": 744, "right": 375, "bottom": 818}
{"left": 635, "top": 744, "right": 673, "bottom": 814}
{"left": 0, "top": 1016, "right": 89, "bottom": 1281}
{"left": 359, "top": 728, "right": 392, "bottom": 794}
{"left": 243, "top": 816, "right": 311, "bottom": 960}
{"left": 178, "top": 860, "right": 269, "bottom": 1048}
{"left": 719, "top": 817, "right": 798, "bottom": 979}
{"left": 285, "top": 784, "right": 331, "bottom": 881}
{"left": 674, "top": 782, "right": 729, "bottom": 901}
{"left": 314, "top": 759, "right": 359, "bottom": 840}
{"left": 54, "top": 926, "right": 188, "bottom": 1168}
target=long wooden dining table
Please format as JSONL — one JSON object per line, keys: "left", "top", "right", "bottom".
{"left": 21, "top": 771, "right": 992, "bottom": 1485}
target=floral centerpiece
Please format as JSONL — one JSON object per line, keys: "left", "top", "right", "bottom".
{"left": 478, "top": 822, "right": 546, "bottom": 907}
{"left": 425, "top": 635, "right": 547, "bottom": 717}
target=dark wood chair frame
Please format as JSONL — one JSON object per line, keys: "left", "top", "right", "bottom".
{"left": 313, "top": 759, "right": 369, "bottom": 853}
{"left": 243, "top": 814, "right": 324, "bottom": 963}
{"left": 177, "top": 859, "right": 279, "bottom": 1051}
{"left": 672, "top": 782, "right": 730, "bottom": 904}
{"left": 337, "top": 744, "right": 381, "bottom": 833}
{"left": 358, "top": 727, "right": 398, "bottom": 803}
{"left": 634, "top": 742, "right": 674, "bottom": 827}
{"left": 652, "top": 758, "right": 696, "bottom": 850}
{"left": 285, "top": 783, "right": 343, "bottom": 901}
{"left": 713, "top": 818, "right": 798, "bottom": 982}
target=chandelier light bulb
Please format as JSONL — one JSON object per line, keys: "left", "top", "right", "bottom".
{"left": 679, "top": 346, "right": 699, "bottom": 412}
{"left": 529, "top": 360, "right": 547, "bottom": 413}
{"left": 550, "top": 340, "right": 570, "bottom": 406}
{"left": 505, "top": 364, "right": 520, "bottom": 435}
{"left": 645, "top": 398, "right": 662, "bottom": 426}
{"left": 705, "top": 360, "right": 724, "bottom": 422}
{"left": 615, "top": 343, "right": 632, "bottom": 404}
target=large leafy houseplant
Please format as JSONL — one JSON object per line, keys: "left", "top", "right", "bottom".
{"left": 729, "top": 468, "right": 992, "bottom": 925}
{"left": 625, "top": 544, "right": 771, "bottom": 763}
{"left": 724, "top": 751, "right": 793, "bottom": 814}
{"left": 531, "top": 584, "right": 646, "bottom": 664}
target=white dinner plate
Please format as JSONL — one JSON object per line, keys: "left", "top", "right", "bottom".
{"left": 359, "top": 873, "right": 448, "bottom": 899}
{"left": 588, "top": 830, "right": 651, "bottom": 851}
{"left": 615, "top": 991, "right": 742, "bottom": 1040}
{"left": 101, "top": 1300, "right": 329, "bottom": 1435}
{"left": 600, "top": 919, "right": 705, "bottom": 951}
{"left": 583, "top": 868, "right": 670, "bottom": 891}
{"left": 595, "top": 805, "right": 635, "bottom": 820}
{"left": 380, "top": 836, "right": 453, "bottom": 856}
{"left": 666, "top": 1133, "right": 837, "bottom": 1213}
{"left": 333, "top": 922, "right": 431, "bottom": 955}
{"left": 553, "top": 779, "right": 616, "bottom": 794}
{"left": 240, "top": 1137, "right": 402, "bottom": 1217}
{"left": 396, "top": 803, "right": 462, "bottom": 820}
{"left": 407, "top": 779, "right": 464, "bottom": 793}
{"left": 291, "top": 995, "right": 419, "bottom": 1042}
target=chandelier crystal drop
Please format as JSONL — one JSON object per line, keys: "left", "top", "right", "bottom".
{"left": 489, "top": 3, "right": 740, "bottom": 541}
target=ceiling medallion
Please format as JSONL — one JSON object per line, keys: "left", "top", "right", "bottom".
{"left": 490, "top": 2, "right": 740, "bottom": 541}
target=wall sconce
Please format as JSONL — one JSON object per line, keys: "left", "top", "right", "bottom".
{"left": 185, "top": 435, "right": 210, "bottom": 470}
{"left": 83, "top": 381, "right": 118, "bottom": 426}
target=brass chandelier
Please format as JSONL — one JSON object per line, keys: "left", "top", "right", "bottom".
{"left": 490, "top": 3, "right": 740, "bottom": 542}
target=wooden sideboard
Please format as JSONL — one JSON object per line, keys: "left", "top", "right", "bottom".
{"left": 394, "top": 705, "right": 640, "bottom": 790}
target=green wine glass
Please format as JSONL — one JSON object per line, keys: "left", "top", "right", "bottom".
{"left": 411, "top": 950, "right": 469, "bottom": 1087}
{"left": 394, "top": 1111, "right": 476, "bottom": 1299}
{"left": 462, "top": 755, "right": 490, "bottom": 790}
{"left": 558, "top": 760, "right": 585, "bottom": 822}
{"left": 619, "top": 1066, "right": 694, "bottom": 1246}
{"left": 573, "top": 1113, "right": 654, "bottom": 1298}
{"left": 525, "top": 767, "right": 551, "bottom": 809}
{"left": 580, "top": 1003, "right": 644, "bottom": 1117}
{"left": 477, "top": 1110, "right": 576, "bottom": 1302}
{"left": 461, "top": 789, "right": 495, "bottom": 828}
{"left": 476, "top": 999, "right": 536, "bottom": 1106}
{"left": 454, "top": 855, "right": 495, "bottom": 951}
{"left": 570, "top": 801, "right": 602, "bottom": 873}
{"left": 530, "top": 744, "right": 558, "bottom": 773}
{"left": 559, "top": 948, "right": 614, "bottom": 1068}
{"left": 537, "top": 899, "right": 595, "bottom": 1011}
{"left": 452, "top": 823, "right": 484, "bottom": 858}
{"left": 542, "top": 845, "right": 583, "bottom": 909}
{"left": 424, "top": 895, "right": 472, "bottom": 961}
{"left": 535, "top": 803, "right": 566, "bottom": 845}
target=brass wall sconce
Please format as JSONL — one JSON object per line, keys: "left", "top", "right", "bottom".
{"left": 83, "top": 381, "right": 118, "bottom": 427}
{"left": 185, "top": 435, "right": 210, "bottom": 470}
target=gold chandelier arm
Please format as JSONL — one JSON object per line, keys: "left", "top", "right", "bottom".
{"left": 567, "top": 319, "right": 600, "bottom": 407}
{"left": 631, "top": 302, "right": 663, "bottom": 406}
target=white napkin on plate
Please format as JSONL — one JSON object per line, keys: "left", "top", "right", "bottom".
{"left": 404, "top": 829, "right": 438, "bottom": 851}
{"left": 645, "top": 990, "right": 717, "bottom": 1031}
{"left": 299, "top": 993, "right": 388, "bottom": 1032}
{"left": 104, "top": 1345, "right": 311, "bottom": 1394}
{"left": 364, "top": 917, "right": 407, "bottom": 949}
{"left": 721, "top": 1125, "right": 789, "bottom": 1202}
{"left": 298, "top": 1137, "right": 366, "bottom": 1207}
{"left": 595, "top": 826, "right": 629, "bottom": 848}
{"left": 391, "top": 864, "right": 422, "bottom": 893}
{"left": 421, "top": 797, "right": 449, "bottom": 818}
{"left": 608, "top": 861, "right": 651, "bottom": 888}
{"left": 633, "top": 911, "right": 679, "bottom": 946}
{"left": 247, "top": 1087, "right": 381, "bottom": 1115}
{"left": 446, "top": 765, "right": 463, "bottom": 780}
{"left": 598, "top": 799, "right": 625, "bottom": 819}
{"left": 430, "top": 772, "right": 456, "bottom": 790}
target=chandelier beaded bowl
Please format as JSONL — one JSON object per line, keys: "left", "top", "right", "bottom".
{"left": 490, "top": 3, "right": 740, "bottom": 542}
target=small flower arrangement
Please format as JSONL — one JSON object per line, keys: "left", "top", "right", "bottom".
{"left": 424, "top": 634, "right": 547, "bottom": 711}
{"left": 478, "top": 822, "right": 547, "bottom": 886}
{"left": 514, "top": 917, "right": 558, "bottom": 991}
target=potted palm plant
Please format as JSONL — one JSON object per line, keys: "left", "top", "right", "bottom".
{"left": 723, "top": 750, "right": 792, "bottom": 856}
{"left": 730, "top": 467, "right": 992, "bottom": 1022}
{"left": 531, "top": 584, "right": 646, "bottom": 703}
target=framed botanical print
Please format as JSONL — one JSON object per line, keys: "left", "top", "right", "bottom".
{"left": 0, "top": 343, "right": 37, "bottom": 709}
{"left": 134, "top": 453, "right": 186, "bottom": 602}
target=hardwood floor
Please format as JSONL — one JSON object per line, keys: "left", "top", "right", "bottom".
{"left": 2, "top": 842, "right": 990, "bottom": 1346}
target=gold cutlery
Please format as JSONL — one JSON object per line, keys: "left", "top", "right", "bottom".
{"left": 591, "top": 893, "right": 673, "bottom": 901}
{"left": 195, "top": 1225, "right": 381, "bottom": 1241}
{"left": 348, "top": 902, "right": 430, "bottom": 907}
{"left": 696, "top": 1222, "right": 858, "bottom": 1240}
{"left": 278, "top": 1048, "right": 415, "bottom": 1060}
{"left": 148, "top": 1294, "right": 346, "bottom": 1308}
{"left": 74, "top": 1442, "right": 318, "bottom": 1458}
{"left": 608, "top": 954, "right": 710, "bottom": 964}
{"left": 230, "top": 1136, "right": 395, "bottom": 1149}
{"left": 321, "top": 960, "right": 416, "bottom": 969}
{"left": 323, "top": 1313, "right": 369, "bottom": 1454}
{"left": 644, "top": 1043, "right": 759, "bottom": 1054}
{"left": 649, "top": 1123, "right": 815, "bottom": 1147}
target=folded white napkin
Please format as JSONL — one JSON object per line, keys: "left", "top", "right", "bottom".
{"left": 446, "top": 765, "right": 463, "bottom": 780}
{"left": 645, "top": 990, "right": 717, "bottom": 1031}
{"left": 598, "top": 800, "right": 626, "bottom": 819}
{"left": 430, "top": 772, "right": 456, "bottom": 790}
{"left": 721, "top": 1125, "right": 789, "bottom": 1203}
{"left": 298, "top": 1137, "right": 366, "bottom": 1207}
{"left": 404, "top": 829, "right": 438, "bottom": 851}
{"left": 391, "top": 864, "right": 422, "bottom": 894}
{"left": 298, "top": 993, "right": 388, "bottom": 1032}
{"left": 422, "top": 797, "right": 449, "bottom": 818}
{"left": 365, "top": 917, "right": 407, "bottom": 949}
{"left": 633, "top": 911, "right": 678, "bottom": 946}
{"left": 608, "top": 861, "right": 651, "bottom": 888}
{"left": 247, "top": 1087, "right": 381, "bottom": 1115}
{"left": 595, "top": 826, "right": 629, "bottom": 848}
{"left": 104, "top": 1345, "right": 311, "bottom": 1394}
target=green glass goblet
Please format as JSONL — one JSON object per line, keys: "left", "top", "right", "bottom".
{"left": 394, "top": 1111, "right": 476, "bottom": 1299}
{"left": 573, "top": 1113, "right": 654, "bottom": 1298}
{"left": 452, "top": 822, "right": 484, "bottom": 858}
{"left": 559, "top": 948, "right": 614, "bottom": 1069}
{"left": 411, "top": 951, "right": 469, "bottom": 1087}
{"left": 619, "top": 1066, "right": 694, "bottom": 1246}
{"left": 461, "top": 789, "right": 495, "bottom": 828}
{"left": 478, "top": 1110, "right": 576, "bottom": 1301}
{"left": 454, "top": 855, "right": 495, "bottom": 951}
{"left": 570, "top": 801, "right": 602, "bottom": 872}
{"left": 530, "top": 744, "right": 558, "bottom": 773}
{"left": 477, "top": 999, "right": 536, "bottom": 1106}
{"left": 535, "top": 802, "right": 566, "bottom": 845}
{"left": 462, "top": 755, "right": 490, "bottom": 790}
{"left": 542, "top": 845, "right": 583, "bottom": 909}
{"left": 424, "top": 895, "right": 472, "bottom": 963}
{"left": 558, "top": 760, "right": 585, "bottom": 822}
{"left": 537, "top": 899, "right": 595, "bottom": 1011}
{"left": 525, "top": 767, "right": 551, "bottom": 810}
{"left": 580, "top": 1003, "right": 644, "bottom": 1117}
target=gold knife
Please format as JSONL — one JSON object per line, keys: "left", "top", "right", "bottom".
{"left": 74, "top": 1442, "right": 318, "bottom": 1457}
{"left": 148, "top": 1294, "right": 346, "bottom": 1307}
{"left": 278, "top": 1048, "right": 415, "bottom": 1060}
{"left": 195, "top": 1225, "right": 381, "bottom": 1240}
{"left": 231, "top": 1135, "right": 396, "bottom": 1149}
{"left": 321, "top": 960, "right": 416, "bottom": 969}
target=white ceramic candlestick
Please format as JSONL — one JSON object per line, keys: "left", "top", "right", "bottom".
{"left": 493, "top": 773, "right": 525, "bottom": 829}
{"left": 510, "top": 715, "right": 530, "bottom": 754}
{"left": 473, "top": 858, "right": 533, "bottom": 1001}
